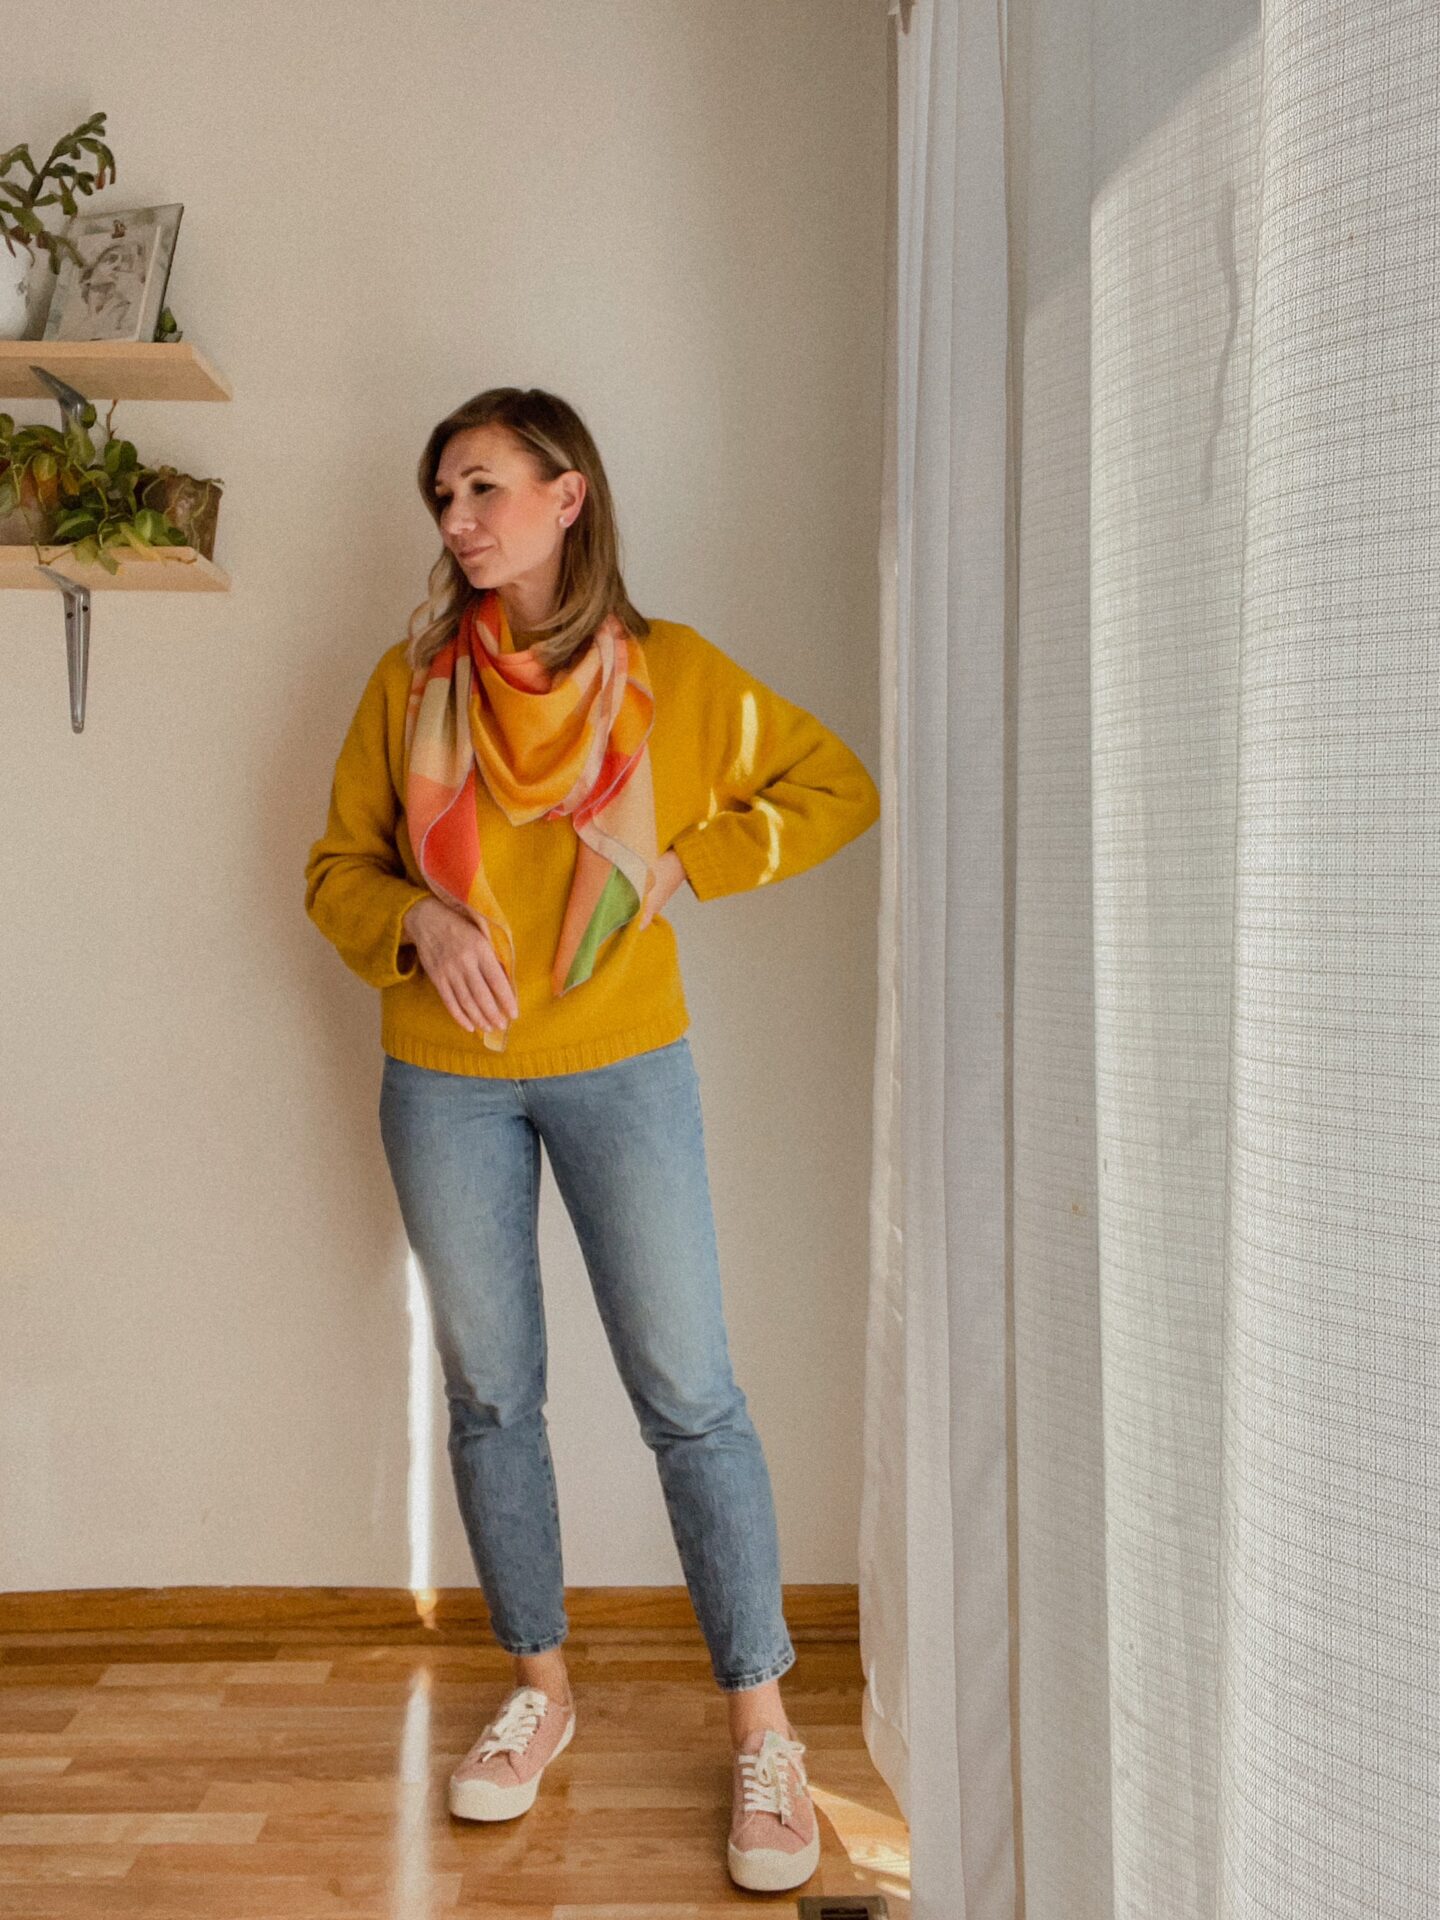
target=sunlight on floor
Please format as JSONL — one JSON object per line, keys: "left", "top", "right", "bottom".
{"left": 810, "top": 1782, "right": 913, "bottom": 1890}
{"left": 391, "top": 1665, "right": 437, "bottom": 1917}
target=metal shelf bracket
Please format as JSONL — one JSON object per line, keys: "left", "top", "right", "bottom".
{"left": 38, "top": 564, "right": 91, "bottom": 733}
{"left": 31, "top": 362, "right": 91, "bottom": 427}
{"left": 30, "top": 363, "right": 97, "bottom": 731}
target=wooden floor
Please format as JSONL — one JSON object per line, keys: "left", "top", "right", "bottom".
{"left": 0, "top": 1600, "right": 910, "bottom": 1918}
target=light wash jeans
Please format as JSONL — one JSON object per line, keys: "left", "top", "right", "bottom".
{"left": 377, "top": 1033, "right": 797, "bottom": 1692}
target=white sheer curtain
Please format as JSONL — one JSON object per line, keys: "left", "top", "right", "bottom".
{"left": 860, "top": 4, "right": 1440, "bottom": 1919}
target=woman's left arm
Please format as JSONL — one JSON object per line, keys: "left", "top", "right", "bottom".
{"left": 667, "top": 645, "right": 881, "bottom": 903}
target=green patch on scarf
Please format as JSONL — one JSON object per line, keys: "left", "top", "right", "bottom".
{"left": 562, "top": 864, "right": 640, "bottom": 992}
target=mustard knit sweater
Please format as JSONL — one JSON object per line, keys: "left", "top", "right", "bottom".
{"left": 304, "top": 617, "right": 881, "bottom": 1078}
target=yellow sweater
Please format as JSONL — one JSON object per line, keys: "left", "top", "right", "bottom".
{"left": 304, "top": 616, "right": 881, "bottom": 1077}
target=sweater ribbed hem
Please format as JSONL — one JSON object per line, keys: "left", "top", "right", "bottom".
{"left": 379, "top": 1000, "right": 691, "bottom": 1079}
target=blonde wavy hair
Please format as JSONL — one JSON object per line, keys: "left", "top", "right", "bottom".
{"left": 405, "top": 387, "right": 651, "bottom": 676}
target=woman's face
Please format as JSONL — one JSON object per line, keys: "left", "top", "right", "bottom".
{"left": 432, "top": 423, "right": 585, "bottom": 596}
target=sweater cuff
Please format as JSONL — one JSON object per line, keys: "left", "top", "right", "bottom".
{"left": 389, "top": 886, "right": 432, "bottom": 983}
{"left": 670, "top": 822, "right": 729, "bottom": 902}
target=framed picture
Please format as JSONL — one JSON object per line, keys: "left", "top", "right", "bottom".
{"left": 42, "top": 203, "right": 184, "bottom": 344}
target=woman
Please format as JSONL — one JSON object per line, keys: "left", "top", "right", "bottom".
{"left": 304, "top": 386, "right": 879, "bottom": 1893}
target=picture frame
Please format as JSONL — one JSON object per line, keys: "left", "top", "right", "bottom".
{"left": 42, "top": 203, "right": 184, "bottom": 344}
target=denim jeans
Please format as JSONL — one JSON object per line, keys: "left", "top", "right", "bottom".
{"left": 377, "top": 1033, "right": 797, "bottom": 1693}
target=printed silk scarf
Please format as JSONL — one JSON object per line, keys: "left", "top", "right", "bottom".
{"left": 402, "top": 587, "right": 660, "bottom": 1052}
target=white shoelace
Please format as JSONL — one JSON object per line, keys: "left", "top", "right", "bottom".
{"left": 474, "top": 1685, "right": 552, "bottom": 1760}
{"left": 737, "top": 1728, "right": 810, "bottom": 1820}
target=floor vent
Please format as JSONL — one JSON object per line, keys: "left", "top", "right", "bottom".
{"left": 797, "top": 1899, "right": 889, "bottom": 1920}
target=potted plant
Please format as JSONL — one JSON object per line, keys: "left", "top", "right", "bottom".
{"left": 0, "top": 402, "right": 208, "bottom": 573}
{"left": 0, "top": 111, "right": 116, "bottom": 339}
{"left": 139, "top": 463, "right": 223, "bottom": 559}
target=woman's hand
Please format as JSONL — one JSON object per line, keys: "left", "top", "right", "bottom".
{"left": 403, "top": 896, "right": 519, "bottom": 1035}
{"left": 403, "top": 851, "right": 685, "bottom": 1033}
{"left": 638, "top": 848, "right": 688, "bottom": 930}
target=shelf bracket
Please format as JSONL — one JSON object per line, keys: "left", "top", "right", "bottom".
{"left": 29, "top": 366, "right": 94, "bottom": 730}
{"left": 38, "top": 565, "right": 91, "bottom": 733}
{"left": 30, "top": 363, "right": 91, "bottom": 428}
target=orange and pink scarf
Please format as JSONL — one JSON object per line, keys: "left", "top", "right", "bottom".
{"left": 402, "top": 589, "right": 660, "bottom": 1052}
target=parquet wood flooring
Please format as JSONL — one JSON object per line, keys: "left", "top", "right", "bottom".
{"left": 0, "top": 1589, "right": 909, "bottom": 1918}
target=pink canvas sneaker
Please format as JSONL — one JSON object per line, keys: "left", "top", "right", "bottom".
{"left": 447, "top": 1683, "right": 577, "bottom": 1821}
{"left": 727, "top": 1724, "right": 821, "bottom": 1891}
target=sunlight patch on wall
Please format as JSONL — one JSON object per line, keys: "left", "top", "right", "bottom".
{"left": 406, "top": 1252, "right": 438, "bottom": 1626}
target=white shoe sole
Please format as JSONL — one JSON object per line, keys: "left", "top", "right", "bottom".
{"left": 448, "top": 1709, "right": 576, "bottom": 1821}
{"left": 727, "top": 1823, "right": 821, "bottom": 1891}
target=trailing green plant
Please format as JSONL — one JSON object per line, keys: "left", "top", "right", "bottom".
{"left": 0, "top": 401, "right": 193, "bottom": 573}
{"left": 0, "top": 111, "right": 116, "bottom": 273}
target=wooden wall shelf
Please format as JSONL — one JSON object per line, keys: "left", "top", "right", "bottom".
{"left": 0, "top": 545, "right": 229, "bottom": 591}
{"left": 4, "top": 340, "right": 234, "bottom": 728}
{"left": 0, "top": 340, "right": 232, "bottom": 402}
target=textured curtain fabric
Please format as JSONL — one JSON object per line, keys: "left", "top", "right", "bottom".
{"left": 860, "top": 3, "right": 1440, "bottom": 1918}
{"left": 862, "top": 0, "right": 1017, "bottom": 1912}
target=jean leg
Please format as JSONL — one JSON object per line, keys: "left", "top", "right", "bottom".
{"left": 378, "top": 1055, "right": 568, "bottom": 1656}
{"left": 524, "top": 1038, "right": 796, "bottom": 1691}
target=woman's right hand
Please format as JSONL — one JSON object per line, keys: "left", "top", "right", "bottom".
{"left": 402, "top": 897, "right": 519, "bottom": 1036}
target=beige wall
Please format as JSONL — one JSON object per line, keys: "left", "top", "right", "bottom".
{"left": 1, "top": 0, "right": 886, "bottom": 1594}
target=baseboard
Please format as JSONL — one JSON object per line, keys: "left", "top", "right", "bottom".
{"left": 0, "top": 1582, "right": 859, "bottom": 1638}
